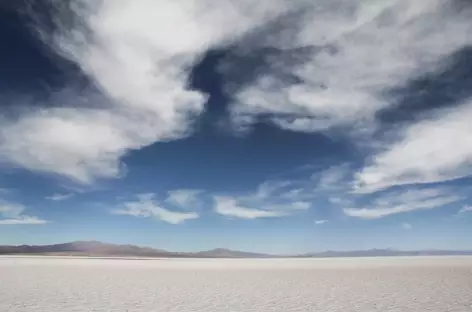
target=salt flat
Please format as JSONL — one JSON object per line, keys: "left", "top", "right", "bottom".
{"left": 1, "top": 257, "right": 471, "bottom": 311}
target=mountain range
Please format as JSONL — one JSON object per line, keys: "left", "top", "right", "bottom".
{"left": 0, "top": 241, "right": 271, "bottom": 258}
{"left": 1, "top": 241, "right": 471, "bottom": 258}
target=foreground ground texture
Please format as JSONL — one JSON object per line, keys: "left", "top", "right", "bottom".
{"left": 1, "top": 257, "right": 471, "bottom": 311}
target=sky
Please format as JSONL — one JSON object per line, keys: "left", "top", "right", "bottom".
{"left": 0, "top": 0, "right": 472, "bottom": 254}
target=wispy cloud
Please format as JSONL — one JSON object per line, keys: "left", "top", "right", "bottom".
{"left": 214, "top": 196, "right": 288, "bottom": 219}
{"left": 0, "top": 188, "right": 11, "bottom": 195}
{"left": 253, "top": 180, "right": 294, "bottom": 200}
{"left": 328, "top": 196, "right": 353, "bottom": 206}
{"left": 459, "top": 205, "right": 472, "bottom": 213}
{"left": 402, "top": 223, "right": 413, "bottom": 230}
{"left": 252, "top": 164, "right": 353, "bottom": 204}
{"left": 344, "top": 188, "right": 462, "bottom": 220}
{"left": 0, "top": 0, "right": 470, "bottom": 231}
{"left": 355, "top": 100, "right": 472, "bottom": 193}
{"left": 212, "top": 174, "right": 313, "bottom": 220}
{"left": 0, "top": 217, "right": 49, "bottom": 225}
{"left": 165, "top": 189, "right": 202, "bottom": 208}
{"left": 218, "top": 0, "right": 472, "bottom": 212}
{"left": 228, "top": 1, "right": 472, "bottom": 133}
{"left": 45, "top": 193, "right": 74, "bottom": 201}
{"left": 280, "top": 164, "right": 355, "bottom": 206}
{"left": 316, "top": 164, "right": 351, "bottom": 191}
{"left": 111, "top": 193, "right": 198, "bottom": 225}
{"left": 0, "top": 0, "right": 288, "bottom": 183}
{"left": 0, "top": 202, "right": 49, "bottom": 225}
{"left": 314, "top": 219, "right": 328, "bottom": 225}
{"left": 208, "top": 163, "right": 358, "bottom": 221}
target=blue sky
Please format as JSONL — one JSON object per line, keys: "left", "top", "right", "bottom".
{"left": 0, "top": 0, "right": 472, "bottom": 254}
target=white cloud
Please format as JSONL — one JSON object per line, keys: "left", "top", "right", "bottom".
{"left": 328, "top": 196, "right": 352, "bottom": 206}
{"left": 344, "top": 188, "right": 462, "bottom": 219}
{"left": 280, "top": 188, "right": 305, "bottom": 200}
{"left": 0, "top": 202, "right": 49, "bottom": 225}
{"left": 229, "top": 0, "right": 472, "bottom": 133}
{"left": 402, "top": 222, "right": 412, "bottom": 230}
{"left": 165, "top": 189, "right": 202, "bottom": 208}
{"left": 316, "top": 164, "right": 350, "bottom": 191}
{"left": 213, "top": 196, "right": 288, "bottom": 219}
{"left": 0, "top": 217, "right": 49, "bottom": 225}
{"left": 290, "top": 201, "right": 311, "bottom": 211}
{"left": 211, "top": 174, "right": 314, "bottom": 220}
{"left": 0, "top": 0, "right": 289, "bottom": 183}
{"left": 355, "top": 100, "right": 472, "bottom": 193}
{"left": 314, "top": 219, "right": 328, "bottom": 225}
{"left": 254, "top": 180, "right": 293, "bottom": 200}
{"left": 112, "top": 193, "right": 198, "bottom": 225}
{"left": 213, "top": 191, "right": 310, "bottom": 220}
{"left": 1, "top": 0, "right": 468, "bottom": 228}
{"left": 45, "top": 193, "right": 74, "bottom": 201}
{"left": 251, "top": 165, "right": 352, "bottom": 204}
{"left": 460, "top": 206, "right": 472, "bottom": 213}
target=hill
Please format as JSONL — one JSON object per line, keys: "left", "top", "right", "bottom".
{"left": 0, "top": 241, "right": 271, "bottom": 258}
{"left": 1, "top": 241, "right": 471, "bottom": 258}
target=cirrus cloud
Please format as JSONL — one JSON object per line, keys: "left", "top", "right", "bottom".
{"left": 214, "top": 196, "right": 289, "bottom": 220}
{"left": 45, "top": 193, "right": 74, "bottom": 201}
{"left": 0, "top": 202, "right": 49, "bottom": 225}
{"left": 344, "top": 188, "right": 463, "bottom": 220}
{"left": 355, "top": 100, "right": 472, "bottom": 193}
{"left": 111, "top": 193, "right": 199, "bottom": 225}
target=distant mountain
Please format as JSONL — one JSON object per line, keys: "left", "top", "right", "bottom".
{"left": 191, "top": 248, "right": 273, "bottom": 258}
{"left": 0, "top": 242, "right": 471, "bottom": 258}
{"left": 0, "top": 241, "right": 271, "bottom": 258}
{"left": 0, "top": 241, "right": 177, "bottom": 258}
{"left": 299, "top": 249, "right": 472, "bottom": 258}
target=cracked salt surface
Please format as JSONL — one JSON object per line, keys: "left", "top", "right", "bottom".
{"left": 1, "top": 257, "right": 471, "bottom": 311}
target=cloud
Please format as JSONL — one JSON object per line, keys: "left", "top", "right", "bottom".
{"left": 0, "top": 202, "right": 49, "bottom": 225}
{"left": 290, "top": 201, "right": 311, "bottom": 211}
{"left": 316, "top": 164, "right": 350, "bottom": 191}
{"left": 344, "top": 188, "right": 462, "bottom": 219}
{"left": 214, "top": 196, "right": 288, "bottom": 219}
{"left": 328, "top": 196, "right": 353, "bottom": 206}
{"left": 254, "top": 165, "right": 353, "bottom": 204}
{"left": 45, "top": 193, "right": 74, "bottom": 201}
{"left": 0, "top": 217, "right": 49, "bottom": 225}
{"left": 1, "top": 0, "right": 469, "bottom": 229}
{"left": 0, "top": 188, "right": 11, "bottom": 195}
{"left": 111, "top": 193, "right": 198, "bottom": 225}
{"left": 314, "top": 219, "right": 328, "bottom": 225}
{"left": 280, "top": 188, "right": 306, "bottom": 200}
{"left": 460, "top": 205, "right": 472, "bottom": 213}
{"left": 228, "top": 0, "right": 472, "bottom": 133}
{"left": 213, "top": 189, "right": 310, "bottom": 220}
{"left": 165, "top": 189, "right": 202, "bottom": 208}
{"left": 209, "top": 163, "right": 356, "bottom": 221}
{"left": 355, "top": 100, "right": 472, "bottom": 193}
{"left": 0, "top": 0, "right": 289, "bottom": 183}
{"left": 211, "top": 174, "right": 314, "bottom": 220}
{"left": 402, "top": 222, "right": 412, "bottom": 230}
